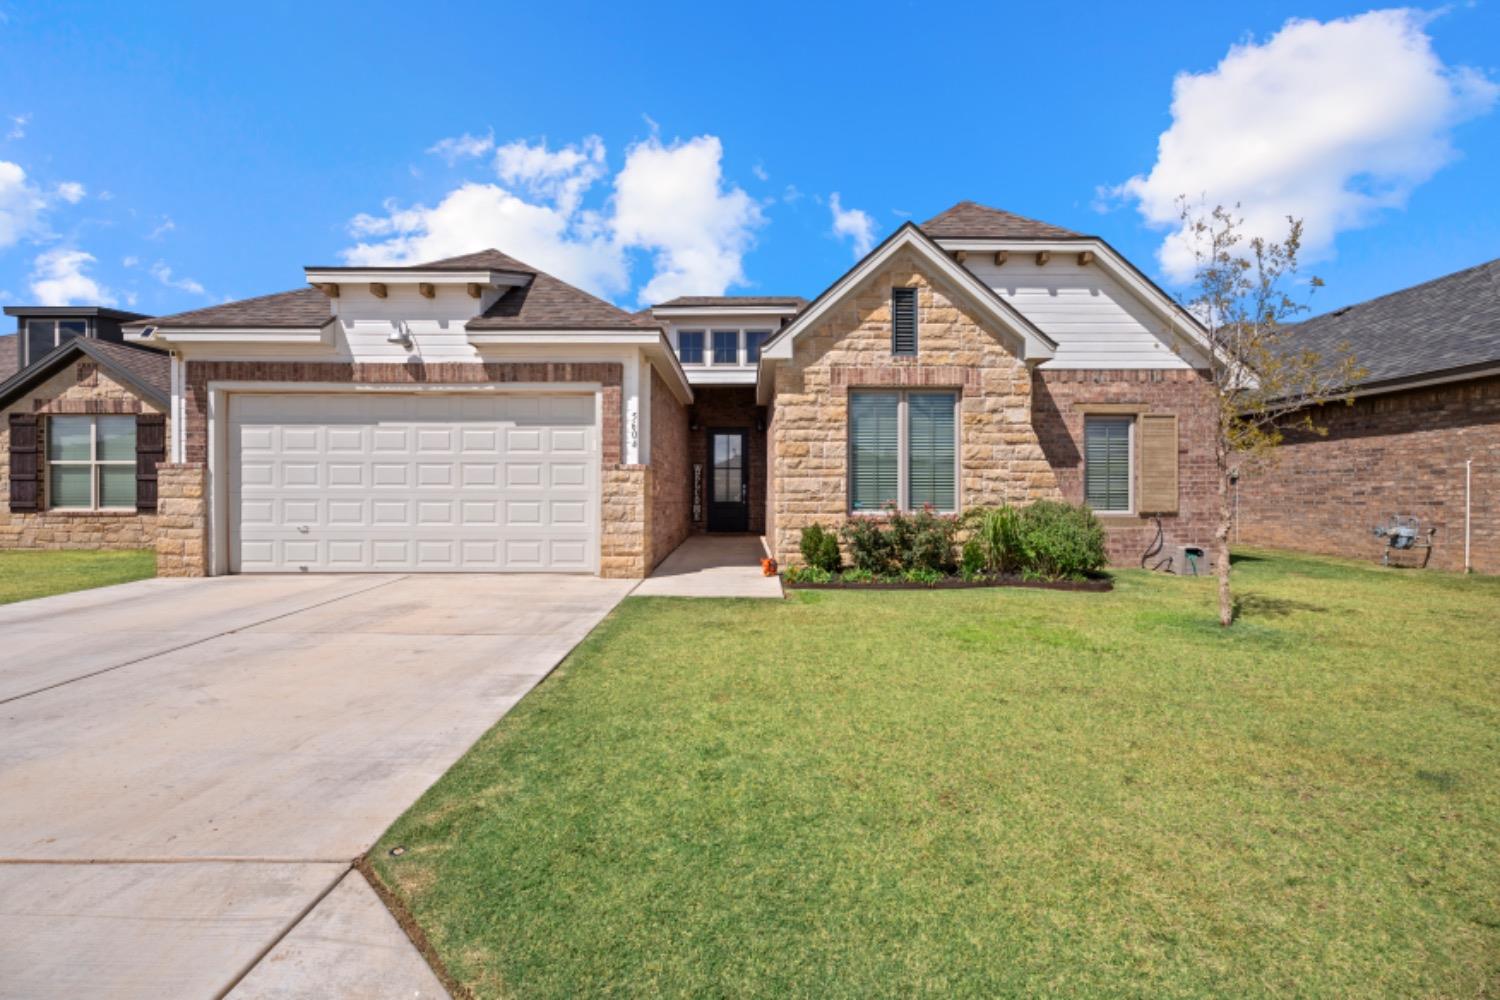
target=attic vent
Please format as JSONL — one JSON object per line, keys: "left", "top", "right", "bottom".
{"left": 891, "top": 287, "right": 918, "bottom": 356}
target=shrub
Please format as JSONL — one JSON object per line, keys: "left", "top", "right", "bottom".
{"left": 799, "top": 524, "right": 841, "bottom": 573}
{"left": 886, "top": 506, "right": 959, "bottom": 573}
{"left": 840, "top": 516, "right": 898, "bottom": 574}
{"left": 783, "top": 565, "right": 834, "bottom": 584}
{"left": 960, "top": 539, "right": 986, "bottom": 578}
{"left": 840, "top": 567, "right": 876, "bottom": 584}
{"left": 1014, "top": 500, "right": 1107, "bottom": 580}
{"left": 901, "top": 566, "right": 945, "bottom": 586}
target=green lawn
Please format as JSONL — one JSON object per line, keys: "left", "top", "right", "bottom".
{"left": 0, "top": 549, "right": 157, "bottom": 605}
{"left": 373, "top": 551, "right": 1500, "bottom": 998}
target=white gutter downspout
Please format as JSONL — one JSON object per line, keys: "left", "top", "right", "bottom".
{"left": 1465, "top": 459, "right": 1473, "bottom": 574}
{"left": 170, "top": 352, "right": 184, "bottom": 463}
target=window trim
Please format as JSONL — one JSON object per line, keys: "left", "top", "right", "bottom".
{"left": 891, "top": 286, "right": 918, "bottom": 357}
{"left": 1083, "top": 414, "right": 1136, "bottom": 515}
{"left": 710, "top": 329, "right": 741, "bottom": 366}
{"left": 676, "top": 329, "right": 705, "bottom": 366}
{"left": 47, "top": 415, "right": 137, "bottom": 512}
{"left": 847, "top": 388, "right": 959, "bottom": 515}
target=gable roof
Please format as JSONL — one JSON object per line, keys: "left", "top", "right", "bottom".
{"left": 0, "top": 337, "right": 170, "bottom": 411}
{"left": 757, "top": 223, "right": 1056, "bottom": 400}
{"left": 920, "top": 201, "right": 1082, "bottom": 240}
{"left": 1287, "top": 257, "right": 1500, "bottom": 391}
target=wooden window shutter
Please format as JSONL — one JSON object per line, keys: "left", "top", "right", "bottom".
{"left": 891, "top": 287, "right": 918, "bottom": 356}
{"left": 136, "top": 413, "right": 166, "bottom": 513}
{"left": 1138, "top": 413, "right": 1179, "bottom": 514}
{"left": 8, "top": 413, "right": 41, "bottom": 513}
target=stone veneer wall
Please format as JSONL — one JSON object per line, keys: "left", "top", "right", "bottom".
{"left": 648, "top": 369, "right": 691, "bottom": 567}
{"left": 154, "top": 463, "right": 208, "bottom": 576}
{"left": 1235, "top": 375, "right": 1498, "bottom": 574}
{"left": 769, "top": 247, "right": 1061, "bottom": 566}
{"left": 601, "top": 465, "right": 652, "bottom": 578}
{"left": 0, "top": 360, "right": 164, "bottom": 550}
{"left": 1032, "top": 368, "right": 1219, "bottom": 565}
{"left": 687, "top": 386, "right": 767, "bottom": 535}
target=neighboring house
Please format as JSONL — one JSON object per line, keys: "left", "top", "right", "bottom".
{"left": 0, "top": 306, "right": 168, "bottom": 549}
{"left": 1236, "top": 259, "right": 1499, "bottom": 574}
{"left": 112, "top": 201, "right": 1218, "bottom": 579}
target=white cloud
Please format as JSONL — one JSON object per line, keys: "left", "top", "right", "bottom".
{"left": 29, "top": 248, "right": 117, "bottom": 306}
{"left": 6, "top": 114, "right": 28, "bottom": 141}
{"left": 1111, "top": 8, "right": 1499, "bottom": 283}
{"left": 150, "top": 260, "right": 206, "bottom": 296}
{"left": 752, "top": 163, "right": 769, "bottom": 182}
{"left": 55, "top": 180, "right": 85, "bottom": 204}
{"left": 829, "top": 192, "right": 876, "bottom": 257}
{"left": 344, "top": 132, "right": 765, "bottom": 306}
{"left": 0, "top": 159, "right": 45, "bottom": 248}
{"left": 612, "top": 134, "right": 764, "bottom": 304}
{"left": 147, "top": 216, "right": 175, "bottom": 240}
{"left": 122, "top": 255, "right": 139, "bottom": 268}
{"left": 427, "top": 130, "right": 494, "bottom": 164}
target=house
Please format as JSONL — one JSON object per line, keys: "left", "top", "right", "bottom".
{"left": 0, "top": 306, "right": 168, "bottom": 549}
{"left": 96, "top": 201, "right": 1217, "bottom": 579}
{"left": 1235, "top": 258, "right": 1499, "bottom": 574}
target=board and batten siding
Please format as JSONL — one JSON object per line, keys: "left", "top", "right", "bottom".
{"left": 965, "top": 257, "right": 1196, "bottom": 369}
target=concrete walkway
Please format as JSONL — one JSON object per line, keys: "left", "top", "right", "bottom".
{"left": 0, "top": 572, "right": 632, "bottom": 998}
{"left": 633, "top": 535, "right": 784, "bottom": 598}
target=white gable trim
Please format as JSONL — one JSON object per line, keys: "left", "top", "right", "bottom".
{"left": 933, "top": 237, "right": 1212, "bottom": 366}
{"left": 759, "top": 225, "right": 1057, "bottom": 368}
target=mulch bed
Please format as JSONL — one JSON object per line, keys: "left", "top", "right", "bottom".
{"left": 783, "top": 575, "right": 1113, "bottom": 592}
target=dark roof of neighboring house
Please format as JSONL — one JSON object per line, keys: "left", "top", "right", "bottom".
{"left": 653, "top": 295, "right": 808, "bottom": 309}
{"left": 130, "top": 248, "right": 647, "bottom": 332}
{"left": 919, "top": 201, "right": 1082, "bottom": 240}
{"left": 0, "top": 337, "right": 170, "bottom": 411}
{"left": 2, "top": 305, "right": 151, "bottom": 321}
{"left": 0, "top": 333, "right": 17, "bottom": 382}
{"left": 1289, "top": 257, "right": 1500, "bottom": 390}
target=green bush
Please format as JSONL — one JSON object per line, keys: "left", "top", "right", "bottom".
{"left": 840, "top": 516, "right": 898, "bottom": 574}
{"left": 840, "top": 567, "right": 876, "bottom": 584}
{"left": 960, "top": 539, "right": 986, "bottom": 578}
{"left": 887, "top": 506, "right": 959, "bottom": 573}
{"left": 901, "top": 566, "right": 945, "bottom": 586}
{"left": 783, "top": 565, "right": 834, "bottom": 584}
{"left": 799, "top": 524, "right": 842, "bottom": 573}
{"left": 1014, "top": 500, "right": 1107, "bottom": 580}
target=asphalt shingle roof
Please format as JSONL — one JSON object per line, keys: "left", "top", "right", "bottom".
{"left": 1288, "top": 257, "right": 1500, "bottom": 388}
{"left": 137, "top": 287, "right": 332, "bottom": 330}
{"left": 0, "top": 338, "right": 170, "bottom": 411}
{"left": 919, "top": 201, "right": 1082, "bottom": 240}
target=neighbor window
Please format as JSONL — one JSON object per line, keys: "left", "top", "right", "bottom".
{"left": 712, "top": 329, "right": 739, "bottom": 366}
{"left": 48, "top": 415, "right": 136, "bottom": 510}
{"left": 745, "top": 330, "right": 771, "bottom": 364}
{"left": 849, "top": 390, "right": 957, "bottom": 512}
{"left": 891, "top": 287, "right": 918, "bottom": 356}
{"left": 677, "top": 330, "right": 704, "bottom": 365}
{"left": 1084, "top": 416, "right": 1133, "bottom": 513}
{"left": 24, "top": 318, "right": 87, "bottom": 366}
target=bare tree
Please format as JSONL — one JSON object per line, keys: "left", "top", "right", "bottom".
{"left": 1177, "top": 200, "right": 1365, "bottom": 626}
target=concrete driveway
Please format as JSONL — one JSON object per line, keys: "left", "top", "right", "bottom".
{"left": 0, "top": 572, "right": 632, "bottom": 998}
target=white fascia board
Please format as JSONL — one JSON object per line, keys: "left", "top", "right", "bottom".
{"left": 303, "top": 269, "right": 531, "bottom": 287}
{"left": 683, "top": 368, "right": 757, "bottom": 385}
{"left": 468, "top": 329, "right": 694, "bottom": 403}
{"left": 126, "top": 323, "right": 333, "bottom": 345}
{"left": 650, "top": 305, "right": 801, "bottom": 319}
{"left": 759, "top": 228, "right": 1056, "bottom": 364}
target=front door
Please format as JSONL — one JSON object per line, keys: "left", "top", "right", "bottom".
{"left": 707, "top": 429, "right": 749, "bottom": 532}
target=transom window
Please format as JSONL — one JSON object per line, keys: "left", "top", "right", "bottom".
{"left": 25, "top": 318, "right": 88, "bottom": 366}
{"left": 48, "top": 415, "right": 136, "bottom": 510}
{"left": 1084, "top": 416, "right": 1133, "bottom": 513}
{"left": 849, "top": 390, "right": 957, "bottom": 512}
{"left": 711, "top": 329, "right": 739, "bottom": 365}
{"left": 677, "top": 330, "right": 704, "bottom": 365}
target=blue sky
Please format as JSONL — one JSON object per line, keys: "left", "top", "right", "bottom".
{"left": 0, "top": 1, "right": 1496, "bottom": 320}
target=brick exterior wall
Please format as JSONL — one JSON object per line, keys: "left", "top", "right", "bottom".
{"left": 1236, "top": 375, "right": 1499, "bottom": 574}
{"left": 769, "top": 247, "right": 1061, "bottom": 566}
{"left": 1033, "top": 368, "right": 1219, "bottom": 565}
{"left": 687, "top": 386, "right": 767, "bottom": 534}
{"left": 649, "top": 369, "right": 691, "bottom": 568}
{"left": 155, "top": 463, "right": 207, "bottom": 576}
{"left": 1, "top": 360, "right": 165, "bottom": 550}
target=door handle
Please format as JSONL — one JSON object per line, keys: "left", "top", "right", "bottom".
{"left": 741, "top": 482, "right": 748, "bottom": 501}
{"left": 297, "top": 525, "right": 310, "bottom": 534}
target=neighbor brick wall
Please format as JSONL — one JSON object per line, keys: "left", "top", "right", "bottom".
{"left": 0, "top": 360, "right": 165, "bottom": 550}
{"left": 687, "top": 386, "right": 767, "bottom": 534}
{"left": 769, "top": 247, "right": 1061, "bottom": 566}
{"left": 1033, "top": 368, "right": 1219, "bottom": 565}
{"left": 1236, "top": 375, "right": 1499, "bottom": 573}
{"left": 649, "top": 369, "right": 691, "bottom": 568}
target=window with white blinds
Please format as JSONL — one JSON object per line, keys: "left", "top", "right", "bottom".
{"left": 849, "top": 390, "right": 957, "bottom": 512}
{"left": 48, "top": 415, "right": 137, "bottom": 510}
{"left": 1084, "top": 416, "right": 1132, "bottom": 513}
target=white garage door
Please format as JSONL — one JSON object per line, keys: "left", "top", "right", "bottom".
{"left": 230, "top": 393, "right": 599, "bottom": 573}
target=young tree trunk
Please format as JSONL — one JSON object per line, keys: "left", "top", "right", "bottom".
{"left": 1215, "top": 462, "right": 1234, "bottom": 627}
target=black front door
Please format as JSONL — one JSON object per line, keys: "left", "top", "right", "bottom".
{"left": 707, "top": 429, "right": 749, "bottom": 532}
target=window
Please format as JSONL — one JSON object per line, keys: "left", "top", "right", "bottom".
{"left": 24, "top": 319, "right": 87, "bottom": 366}
{"left": 1084, "top": 416, "right": 1133, "bottom": 513}
{"left": 745, "top": 330, "right": 770, "bottom": 364}
{"left": 48, "top": 415, "right": 136, "bottom": 510}
{"left": 677, "top": 330, "right": 704, "bottom": 365}
{"left": 891, "top": 287, "right": 918, "bottom": 356}
{"left": 849, "top": 390, "right": 957, "bottom": 512}
{"left": 711, "top": 329, "right": 740, "bottom": 366}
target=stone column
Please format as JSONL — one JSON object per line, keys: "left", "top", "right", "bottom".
{"left": 601, "top": 464, "right": 653, "bottom": 578}
{"left": 155, "top": 463, "right": 208, "bottom": 577}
